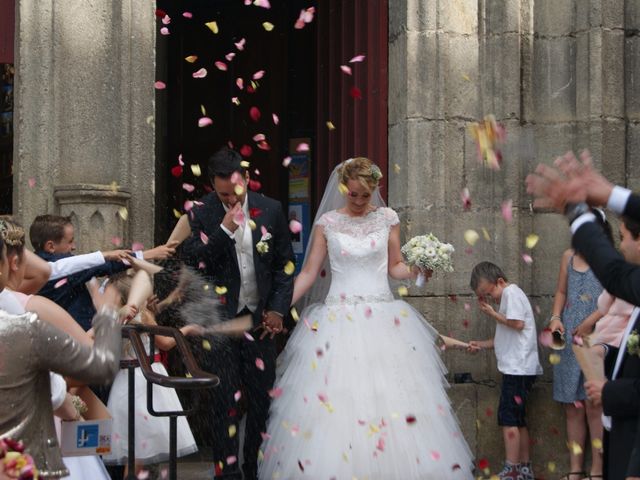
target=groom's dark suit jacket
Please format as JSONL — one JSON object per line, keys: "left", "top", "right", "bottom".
{"left": 182, "top": 191, "right": 294, "bottom": 326}
{"left": 572, "top": 191, "right": 640, "bottom": 479}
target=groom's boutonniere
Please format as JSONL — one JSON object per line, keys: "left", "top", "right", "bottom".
{"left": 627, "top": 330, "right": 640, "bottom": 357}
{"left": 256, "top": 226, "right": 272, "bottom": 255}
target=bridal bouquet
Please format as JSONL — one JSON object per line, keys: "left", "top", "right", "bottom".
{"left": 401, "top": 233, "right": 455, "bottom": 286}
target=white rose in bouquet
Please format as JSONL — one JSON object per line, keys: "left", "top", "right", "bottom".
{"left": 401, "top": 233, "right": 455, "bottom": 286}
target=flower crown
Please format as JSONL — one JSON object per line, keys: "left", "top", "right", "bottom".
{"left": 343, "top": 158, "right": 383, "bottom": 184}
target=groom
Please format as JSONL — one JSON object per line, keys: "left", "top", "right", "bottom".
{"left": 183, "top": 147, "right": 294, "bottom": 479}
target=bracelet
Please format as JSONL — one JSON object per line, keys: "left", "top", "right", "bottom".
{"left": 70, "top": 395, "right": 88, "bottom": 416}
{"left": 549, "top": 314, "right": 561, "bottom": 321}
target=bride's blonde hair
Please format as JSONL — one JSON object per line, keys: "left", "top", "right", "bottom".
{"left": 338, "top": 157, "right": 383, "bottom": 192}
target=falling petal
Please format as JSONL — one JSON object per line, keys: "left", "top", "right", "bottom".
{"left": 178, "top": 154, "right": 184, "bottom": 166}
{"left": 430, "top": 451, "right": 441, "bottom": 461}
{"left": 268, "top": 387, "right": 283, "bottom": 398}
{"left": 28, "top": 178, "right": 36, "bottom": 188}
{"left": 464, "top": 229, "right": 479, "bottom": 246}
{"left": 182, "top": 183, "right": 195, "bottom": 193}
{"left": 232, "top": 97, "right": 240, "bottom": 105}
{"left": 182, "top": 12, "right": 193, "bottom": 19}
{"left": 228, "top": 424, "right": 237, "bottom": 438}
{"left": 340, "top": 65, "right": 352, "bottom": 75}
{"left": 250, "top": 106, "right": 261, "bottom": 122}
{"left": 549, "top": 353, "right": 561, "bottom": 365}
{"left": 54, "top": 278, "right": 68, "bottom": 289}
{"left": 254, "top": 0, "right": 271, "bottom": 8}
{"left": 215, "top": 61, "right": 227, "bottom": 71}
{"left": 205, "top": 21, "right": 219, "bottom": 34}
{"left": 289, "top": 220, "right": 302, "bottom": 234}
{"left": 118, "top": 207, "right": 129, "bottom": 221}
{"left": 244, "top": 332, "right": 255, "bottom": 342}
{"left": 282, "top": 156, "right": 292, "bottom": 167}
{"left": 398, "top": 286, "right": 408, "bottom": 297}
{"left": 394, "top": 163, "right": 401, "bottom": 173}
{"left": 171, "top": 165, "right": 183, "bottom": 177}
{"left": 202, "top": 339, "right": 211, "bottom": 351}
{"left": 234, "top": 390, "right": 242, "bottom": 401}
{"left": 349, "top": 86, "right": 362, "bottom": 99}
{"left": 522, "top": 253, "right": 533, "bottom": 264}
{"left": 236, "top": 77, "right": 244, "bottom": 90}
{"left": 296, "top": 143, "right": 310, "bottom": 152}
{"left": 191, "top": 164, "right": 202, "bottom": 176}
{"left": 200, "top": 231, "right": 209, "bottom": 244}
{"left": 235, "top": 38, "right": 246, "bottom": 50}
{"left": 501, "top": 199, "right": 513, "bottom": 223}
{"left": 461, "top": 188, "right": 471, "bottom": 210}
{"left": 253, "top": 70, "right": 265, "bottom": 80}
{"left": 539, "top": 328, "right": 553, "bottom": 347}
{"left": 225, "top": 52, "right": 236, "bottom": 62}
{"left": 198, "top": 117, "right": 213, "bottom": 127}
{"left": 226, "top": 455, "right": 237, "bottom": 465}
{"left": 290, "top": 307, "right": 299, "bottom": 322}
{"left": 111, "top": 236, "right": 122, "bottom": 246}
{"left": 526, "top": 233, "right": 539, "bottom": 249}
{"left": 160, "top": 27, "right": 169, "bottom": 35}
{"left": 272, "top": 113, "right": 279, "bottom": 125}
{"left": 262, "top": 22, "right": 274, "bottom": 31}
{"left": 248, "top": 179, "right": 261, "bottom": 191}
{"left": 255, "top": 358, "right": 265, "bottom": 370}
{"left": 154, "top": 80, "right": 166, "bottom": 90}
{"left": 349, "top": 55, "right": 366, "bottom": 63}
{"left": 326, "top": 121, "right": 336, "bottom": 130}
{"left": 514, "top": 395, "right": 522, "bottom": 405}
{"left": 192, "top": 68, "right": 208, "bottom": 78}
{"left": 162, "top": 14, "right": 171, "bottom": 25}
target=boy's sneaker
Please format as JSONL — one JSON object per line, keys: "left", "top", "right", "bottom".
{"left": 518, "top": 462, "right": 535, "bottom": 480}
{"left": 497, "top": 461, "right": 524, "bottom": 480}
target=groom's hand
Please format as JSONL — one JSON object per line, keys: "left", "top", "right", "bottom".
{"left": 222, "top": 203, "right": 243, "bottom": 233}
{"left": 257, "top": 311, "right": 284, "bottom": 339}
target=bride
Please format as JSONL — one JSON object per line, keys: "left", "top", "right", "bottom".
{"left": 258, "top": 158, "right": 474, "bottom": 479}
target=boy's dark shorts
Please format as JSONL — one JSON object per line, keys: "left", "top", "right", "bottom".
{"left": 498, "top": 374, "right": 537, "bottom": 427}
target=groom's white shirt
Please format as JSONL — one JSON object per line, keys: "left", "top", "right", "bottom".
{"left": 220, "top": 195, "right": 259, "bottom": 314}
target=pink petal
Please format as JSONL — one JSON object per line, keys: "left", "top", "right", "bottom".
{"left": 501, "top": 199, "right": 513, "bottom": 223}
{"left": 111, "top": 236, "right": 122, "bottom": 246}
{"left": 317, "top": 392, "right": 328, "bottom": 403}
{"left": 161, "top": 15, "right": 171, "bottom": 25}
{"left": 160, "top": 27, "right": 169, "bottom": 35}
{"left": 522, "top": 253, "right": 533, "bottom": 264}
{"left": 192, "top": 68, "right": 208, "bottom": 78}
{"left": 198, "top": 117, "right": 213, "bottom": 127}
{"left": 244, "top": 332, "right": 255, "bottom": 342}
{"left": 214, "top": 61, "right": 227, "bottom": 71}
{"left": 233, "top": 209, "right": 246, "bottom": 226}
{"left": 261, "top": 225, "right": 268, "bottom": 236}
{"left": 200, "top": 231, "right": 209, "bottom": 244}
{"left": 289, "top": 220, "right": 302, "bottom": 234}
{"left": 461, "top": 187, "right": 471, "bottom": 210}
{"left": 302, "top": 8, "right": 315, "bottom": 23}
{"left": 340, "top": 65, "right": 352, "bottom": 75}
{"left": 249, "top": 106, "right": 261, "bottom": 122}
{"left": 132, "top": 242, "right": 144, "bottom": 251}
{"left": 294, "top": 19, "right": 305, "bottom": 29}
{"left": 178, "top": 153, "right": 184, "bottom": 166}
{"left": 182, "top": 183, "right": 195, "bottom": 192}
{"left": 296, "top": 143, "right": 309, "bottom": 152}
{"left": 54, "top": 278, "right": 68, "bottom": 289}
{"left": 514, "top": 395, "right": 523, "bottom": 405}
{"left": 182, "top": 12, "right": 193, "bottom": 19}
{"left": 235, "top": 38, "right": 246, "bottom": 51}
{"left": 364, "top": 306, "right": 372, "bottom": 318}
{"left": 255, "top": 358, "right": 265, "bottom": 371}
{"left": 184, "top": 200, "right": 194, "bottom": 211}
{"left": 231, "top": 171, "right": 244, "bottom": 185}
{"left": 226, "top": 455, "right": 237, "bottom": 465}
{"left": 268, "top": 387, "right": 283, "bottom": 398}
{"left": 198, "top": 261, "right": 206, "bottom": 270}
{"left": 234, "top": 390, "right": 242, "bottom": 402}
{"left": 154, "top": 81, "right": 166, "bottom": 89}
{"left": 430, "top": 450, "right": 441, "bottom": 461}
{"left": 225, "top": 52, "right": 236, "bottom": 62}
{"left": 272, "top": 113, "right": 279, "bottom": 125}
{"left": 28, "top": 178, "right": 36, "bottom": 188}
{"left": 349, "top": 55, "right": 366, "bottom": 63}
{"left": 253, "top": 70, "right": 265, "bottom": 80}
{"left": 282, "top": 156, "right": 292, "bottom": 167}
{"left": 254, "top": 0, "right": 271, "bottom": 8}
{"left": 260, "top": 432, "right": 271, "bottom": 441}
{"left": 253, "top": 133, "right": 266, "bottom": 142}
{"left": 236, "top": 78, "right": 244, "bottom": 90}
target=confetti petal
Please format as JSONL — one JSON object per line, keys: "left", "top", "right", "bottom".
{"left": 296, "top": 143, "right": 310, "bottom": 152}
{"left": 268, "top": 387, "right": 283, "bottom": 398}
{"left": 522, "top": 253, "right": 533, "bottom": 264}
{"left": 200, "top": 231, "right": 209, "bottom": 244}
{"left": 526, "top": 233, "right": 539, "bottom": 249}
{"left": 340, "top": 65, "right": 352, "bottom": 75}
{"left": 282, "top": 156, "right": 292, "bottom": 167}
{"left": 182, "top": 183, "right": 195, "bottom": 193}
{"left": 160, "top": 27, "right": 169, "bottom": 35}
{"left": 349, "top": 86, "right": 362, "bottom": 99}
{"left": 326, "top": 121, "right": 336, "bottom": 130}
{"left": 501, "top": 199, "right": 513, "bottom": 223}
{"left": 226, "top": 455, "right": 237, "bottom": 465}
{"left": 272, "top": 113, "right": 279, "bottom": 125}
{"left": 202, "top": 339, "right": 211, "bottom": 351}
{"left": 118, "top": 207, "right": 129, "bottom": 221}
{"left": 225, "top": 52, "right": 236, "bottom": 62}
{"left": 249, "top": 106, "right": 261, "bottom": 122}
{"left": 28, "top": 178, "right": 36, "bottom": 188}
{"left": 253, "top": 70, "right": 265, "bottom": 80}
{"left": 182, "top": 12, "right": 193, "bottom": 19}
{"left": 464, "top": 229, "right": 480, "bottom": 246}
{"left": 255, "top": 358, "right": 265, "bottom": 371}
{"left": 349, "top": 55, "right": 366, "bottom": 63}
{"left": 234, "top": 390, "right": 242, "bottom": 401}
{"left": 284, "top": 261, "right": 295, "bottom": 275}
{"left": 254, "top": 0, "right": 271, "bottom": 8}
{"left": 398, "top": 286, "right": 408, "bottom": 297}
{"left": 549, "top": 353, "right": 561, "bottom": 365}
{"left": 191, "top": 164, "right": 202, "bottom": 176}
{"left": 205, "top": 21, "right": 219, "bottom": 34}
{"left": 235, "top": 38, "right": 246, "bottom": 50}
{"left": 262, "top": 22, "right": 274, "bottom": 31}
{"left": 192, "top": 68, "right": 207, "bottom": 78}
{"left": 198, "top": 117, "right": 213, "bottom": 127}
{"left": 54, "top": 278, "right": 68, "bottom": 289}
{"left": 289, "top": 220, "right": 302, "bottom": 234}
{"left": 154, "top": 81, "right": 166, "bottom": 90}
{"left": 214, "top": 61, "right": 227, "bottom": 71}
{"left": 228, "top": 424, "right": 237, "bottom": 438}
{"left": 461, "top": 188, "right": 471, "bottom": 210}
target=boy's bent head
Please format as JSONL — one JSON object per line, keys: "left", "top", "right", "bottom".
{"left": 29, "top": 214, "right": 75, "bottom": 254}
{"left": 470, "top": 261, "right": 509, "bottom": 302}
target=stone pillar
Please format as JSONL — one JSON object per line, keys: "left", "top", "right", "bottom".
{"left": 389, "top": 0, "right": 630, "bottom": 471}
{"left": 13, "top": 0, "right": 156, "bottom": 252}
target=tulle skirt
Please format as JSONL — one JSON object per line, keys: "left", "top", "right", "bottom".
{"left": 258, "top": 299, "right": 474, "bottom": 479}
{"left": 103, "top": 362, "right": 198, "bottom": 465}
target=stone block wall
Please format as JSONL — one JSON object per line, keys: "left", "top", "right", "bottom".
{"left": 389, "top": 0, "right": 638, "bottom": 474}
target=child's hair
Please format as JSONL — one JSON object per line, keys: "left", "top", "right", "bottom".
{"left": 0, "top": 216, "right": 26, "bottom": 260}
{"left": 29, "top": 214, "right": 73, "bottom": 252}
{"left": 469, "top": 261, "right": 508, "bottom": 291}
{"left": 622, "top": 214, "right": 640, "bottom": 239}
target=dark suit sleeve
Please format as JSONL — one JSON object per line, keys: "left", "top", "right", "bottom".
{"left": 573, "top": 221, "right": 640, "bottom": 305}
{"left": 623, "top": 192, "right": 640, "bottom": 221}
{"left": 182, "top": 203, "right": 234, "bottom": 269}
{"left": 629, "top": 409, "right": 640, "bottom": 476}
{"left": 602, "top": 377, "right": 640, "bottom": 417}
{"left": 265, "top": 201, "right": 295, "bottom": 316}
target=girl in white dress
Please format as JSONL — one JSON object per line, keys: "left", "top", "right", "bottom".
{"left": 102, "top": 271, "right": 198, "bottom": 471}
{"left": 259, "top": 158, "right": 474, "bottom": 479}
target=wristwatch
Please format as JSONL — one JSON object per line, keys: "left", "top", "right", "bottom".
{"left": 564, "top": 202, "right": 590, "bottom": 225}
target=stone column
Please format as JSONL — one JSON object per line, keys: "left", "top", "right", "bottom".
{"left": 13, "top": 0, "right": 156, "bottom": 252}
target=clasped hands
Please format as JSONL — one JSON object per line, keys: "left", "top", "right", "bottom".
{"left": 255, "top": 310, "right": 284, "bottom": 340}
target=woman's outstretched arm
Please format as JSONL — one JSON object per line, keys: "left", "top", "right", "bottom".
{"left": 291, "top": 227, "right": 327, "bottom": 305}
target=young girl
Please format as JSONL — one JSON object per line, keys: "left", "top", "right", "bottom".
{"left": 548, "top": 210, "right": 612, "bottom": 480}
{"left": 102, "top": 270, "right": 199, "bottom": 473}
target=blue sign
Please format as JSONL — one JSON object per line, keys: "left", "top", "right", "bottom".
{"left": 76, "top": 424, "right": 99, "bottom": 449}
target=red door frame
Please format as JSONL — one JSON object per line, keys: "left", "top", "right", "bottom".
{"left": 315, "top": 0, "right": 388, "bottom": 206}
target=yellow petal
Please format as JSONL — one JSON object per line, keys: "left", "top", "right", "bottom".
{"left": 549, "top": 353, "right": 561, "bottom": 365}
{"left": 290, "top": 307, "right": 299, "bottom": 322}
{"left": 185, "top": 55, "right": 198, "bottom": 63}
{"left": 205, "top": 21, "right": 219, "bottom": 34}
{"left": 109, "top": 181, "right": 119, "bottom": 193}
{"left": 326, "top": 121, "right": 336, "bottom": 130}
{"left": 191, "top": 164, "right": 202, "bottom": 177}
{"left": 185, "top": 372, "right": 192, "bottom": 378}
{"left": 118, "top": 207, "right": 128, "bottom": 221}
{"left": 547, "top": 461, "right": 556, "bottom": 472}
{"left": 215, "top": 286, "right": 228, "bottom": 295}
{"left": 397, "top": 286, "right": 408, "bottom": 297}
{"left": 240, "top": 160, "right": 250, "bottom": 168}
{"left": 228, "top": 424, "right": 237, "bottom": 437}
{"left": 234, "top": 185, "right": 245, "bottom": 195}
{"left": 338, "top": 183, "right": 349, "bottom": 195}
{"left": 592, "top": 438, "right": 603, "bottom": 450}
{"left": 311, "top": 360, "right": 317, "bottom": 371}
{"left": 464, "top": 229, "right": 480, "bottom": 246}
{"left": 202, "top": 339, "right": 211, "bottom": 351}
{"left": 262, "top": 22, "right": 274, "bottom": 31}
{"left": 284, "top": 261, "right": 295, "bottom": 275}
{"left": 200, "top": 104, "right": 206, "bottom": 115}
{"left": 393, "top": 163, "right": 401, "bottom": 174}
{"left": 173, "top": 209, "right": 182, "bottom": 219}
{"left": 248, "top": 219, "right": 257, "bottom": 230}
{"left": 482, "top": 227, "right": 491, "bottom": 241}
{"left": 569, "top": 441, "right": 582, "bottom": 455}
{"left": 526, "top": 233, "right": 539, "bottom": 249}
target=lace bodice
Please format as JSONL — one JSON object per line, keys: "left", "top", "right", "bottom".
{"left": 318, "top": 208, "right": 399, "bottom": 303}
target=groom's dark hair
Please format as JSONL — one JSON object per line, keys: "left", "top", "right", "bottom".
{"left": 208, "top": 147, "right": 245, "bottom": 179}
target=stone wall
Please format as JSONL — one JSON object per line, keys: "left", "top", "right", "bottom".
{"left": 12, "top": 0, "right": 156, "bottom": 252}
{"left": 389, "top": 0, "right": 637, "bottom": 474}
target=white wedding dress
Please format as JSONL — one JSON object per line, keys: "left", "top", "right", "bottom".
{"left": 258, "top": 208, "right": 474, "bottom": 479}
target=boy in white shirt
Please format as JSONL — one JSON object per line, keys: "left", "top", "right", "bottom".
{"left": 468, "top": 261, "right": 543, "bottom": 480}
